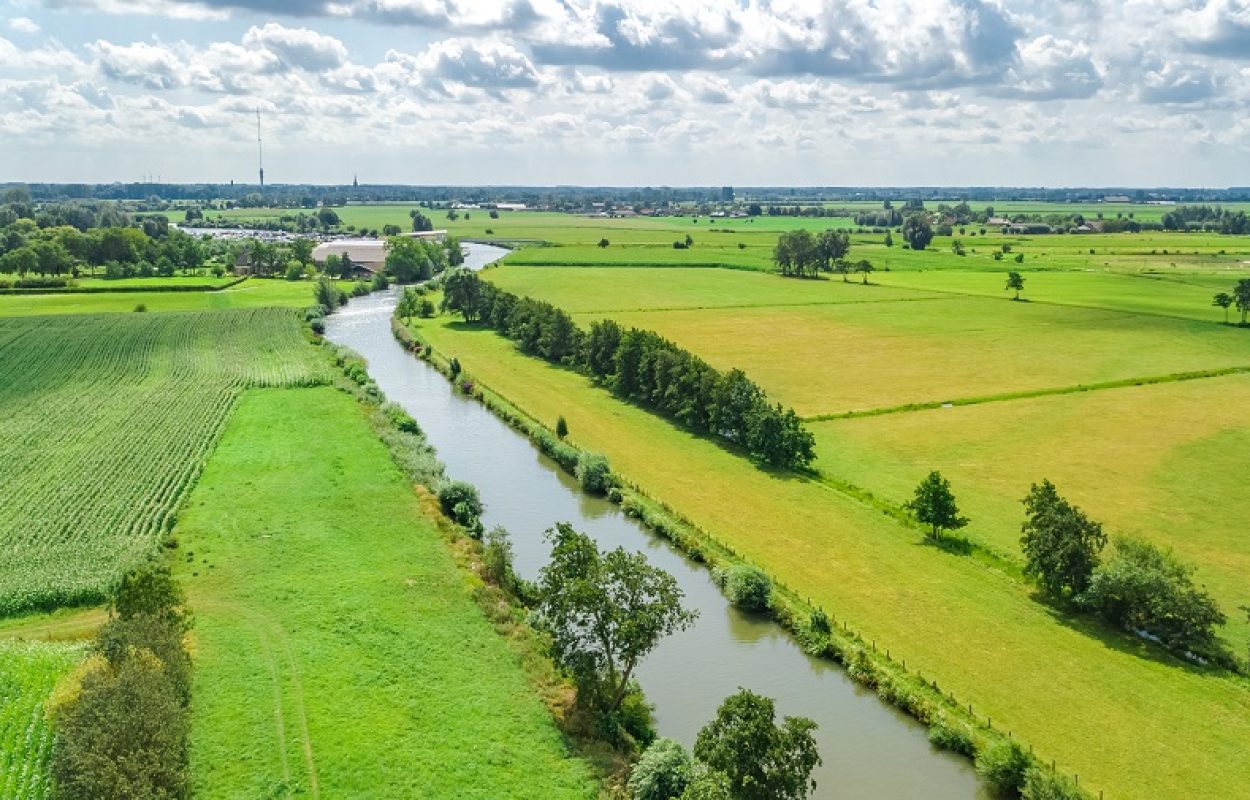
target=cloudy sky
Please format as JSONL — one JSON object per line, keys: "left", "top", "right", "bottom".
{"left": 2, "top": 0, "right": 1249, "bottom": 186}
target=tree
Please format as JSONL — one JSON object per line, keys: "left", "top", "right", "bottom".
{"left": 289, "top": 237, "right": 314, "bottom": 266}
{"left": 438, "top": 480, "right": 484, "bottom": 534}
{"left": 555, "top": 415, "right": 569, "bottom": 439}
{"left": 446, "top": 235, "right": 465, "bottom": 267}
{"left": 316, "top": 207, "right": 340, "bottom": 228}
{"left": 409, "top": 209, "right": 434, "bottom": 232}
{"left": 772, "top": 230, "right": 816, "bottom": 277}
{"left": 396, "top": 286, "right": 421, "bottom": 321}
{"left": 816, "top": 229, "right": 850, "bottom": 273}
{"left": 901, "top": 213, "right": 933, "bottom": 250}
{"left": 440, "top": 268, "right": 486, "bottom": 322}
{"left": 883, "top": 231, "right": 894, "bottom": 247}
{"left": 1019, "top": 481, "right": 1106, "bottom": 598}
{"left": 907, "top": 471, "right": 967, "bottom": 540}
{"left": 1234, "top": 278, "right": 1250, "bottom": 324}
{"left": 598, "top": 238, "right": 610, "bottom": 248}
{"left": 692, "top": 689, "right": 820, "bottom": 800}
{"left": 1005, "top": 271, "right": 1025, "bottom": 300}
{"left": 1083, "top": 537, "right": 1226, "bottom": 657}
{"left": 538, "top": 523, "right": 696, "bottom": 713}
{"left": 385, "top": 236, "right": 434, "bottom": 283}
{"left": 314, "top": 275, "right": 340, "bottom": 311}
{"left": 629, "top": 738, "right": 694, "bottom": 800}
{"left": 1213, "top": 292, "right": 1234, "bottom": 323}
{"left": 831, "top": 259, "right": 850, "bottom": 282}
{"left": 951, "top": 238, "right": 965, "bottom": 256}
{"left": 854, "top": 259, "right": 874, "bottom": 284}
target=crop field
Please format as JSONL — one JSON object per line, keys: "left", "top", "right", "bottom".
{"left": 0, "top": 278, "right": 315, "bottom": 316}
{"left": 413, "top": 310, "right": 1250, "bottom": 800}
{"left": 0, "top": 309, "right": 329, "bottom": 616}
{"left": 179, "top": 387, "right": 598, "bottom": 799}
{"left": 0, "top": 640, "right": 83, "bottom": 800}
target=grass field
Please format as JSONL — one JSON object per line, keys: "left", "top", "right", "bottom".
{"left": 0, "top": 640, "right": 83, "bottom": 800}
{"left": 810, "top": 373, "right": 1250, "bottom": 643}
{"left": 0, "top": 310, "right": 328, "bottom": 616}
{"left": 70, "top": 276, "right": 242, "bottom": 290}
{"left": 413, "top": 311, "right": 1250, "bottom": 800}
{"left": 0, "top": 278, "right": 315, "bottom": 316}
{"left": 177, "top": 387, "right": 598, "bottom": 799}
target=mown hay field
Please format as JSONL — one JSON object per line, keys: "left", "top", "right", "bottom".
{"left": 810, "top": 372, "right": 1250, "bottom": 644}
{"left": 413, "top": 310, "right": 1250, "bottom": 800}
{"left": 179, "top": 387, "right": 598, "bottom": 799}
{"left": 0, "top": 310, "right": 329, "bottom": 616}
{"left": 0, "top": 640, "right": 83, "bottom": 800}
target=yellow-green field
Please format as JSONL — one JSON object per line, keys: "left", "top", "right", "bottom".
{"left": 412, "top": 311, "right": 1250, "bottom": 800}
{"left": 487, "top": 266, "right": 1250, "bottom": 416}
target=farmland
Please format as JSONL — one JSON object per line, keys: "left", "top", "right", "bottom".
{"left": 411, "top": 308, "right": 1250, "bottom": 800}
{"left": 0, "top": 278, "right": 314, "bottom": 316}
{"left": 0, "top": 640, "right": 83, "bottom": 800}
{"left": 0, "top": 309, "right": 329, "bottom": 616}
{"left": 177, "top": 387, "right": 598, "bottom": 798}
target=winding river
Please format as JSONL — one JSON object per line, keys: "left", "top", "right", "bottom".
{"left": 325, "top": 244, "right": 985, "bottom": 799}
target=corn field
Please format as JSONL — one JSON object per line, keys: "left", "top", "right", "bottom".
{"left": 0, "top": 640, "right": 83, "bottom": 800}
{"left": 0, "top": 309, "right": 330, "bottom": 616}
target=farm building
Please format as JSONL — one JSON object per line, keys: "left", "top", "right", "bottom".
{"left": 311, "top": 230, "right": 447, "bottom": 275}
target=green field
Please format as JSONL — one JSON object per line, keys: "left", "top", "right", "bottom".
{"left": 0, "top": 278, "right": 316, "bottom": 316}
{"left": 412, "top": 310, "right": 1250, "bottom": 800}
{"left": 177, "top": 387, "right": 597, "bottom": 798}
{"left": 0, "top": 640, "right": 83, "bottom": 800}
{"left": 0, "top": 310, "right": 329, "bottom": 615}
{"left": 491, "top": 267, "right": 1250, "bottom": 416}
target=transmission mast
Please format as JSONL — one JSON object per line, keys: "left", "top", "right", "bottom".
{"left": 256, "top": 108, "right": 265, "bottom": 188}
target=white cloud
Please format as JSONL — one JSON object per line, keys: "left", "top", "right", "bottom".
{"left": 241, "top": 23, "right": 348, "bottom": 72}
{"left": 90, "top": 40, "right": 184, "bottom": 89}
{"left": 8, "top": 18, "right": 41, "bottom": 34}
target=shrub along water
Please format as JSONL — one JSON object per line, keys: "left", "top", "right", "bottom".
{"left": 439, "top": 268, "right": 815, "bottom": 470}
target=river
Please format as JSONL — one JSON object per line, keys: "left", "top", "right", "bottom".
{"left": 324, "top": 244, "right": 985, "bottom": 798}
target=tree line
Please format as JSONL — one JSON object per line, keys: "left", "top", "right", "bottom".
{"left": 437, "top": 269, "right": 815, "bottom": 469}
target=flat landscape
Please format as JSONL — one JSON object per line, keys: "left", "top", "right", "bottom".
{"left": 178, "top": 387, "right": 598, "bottom": 798}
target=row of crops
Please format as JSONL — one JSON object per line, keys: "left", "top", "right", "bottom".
{"left": 0, "top": 309, "right": 331, "bottom": 616}
{"left": 0, "top": 641, "right": 83, "bottom": 800}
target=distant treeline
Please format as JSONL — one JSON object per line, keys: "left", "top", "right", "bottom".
{"left": 1161, "top": 206, "right": 1250, "bottom": 234}
{"left": 435, "top": 270, "right": 815, "bottom": 470}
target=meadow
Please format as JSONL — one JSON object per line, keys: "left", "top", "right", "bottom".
{"left": 0, "top": 640, "right": 83, "bottom": 800}
{"left": 490, "top": 266, "right": 1250, "bottom": 416}
{"left": 412, "top": 310, "right": 1250, "bottom": 800}
{"left": 0, "top": 309, "right": 329, "bottom": 616}
{"left": 178, "top": 387, "right": 598, "bottom": 798}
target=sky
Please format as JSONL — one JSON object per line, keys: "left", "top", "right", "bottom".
{"left": 1, "top": 0, "right": 1249, "bottom": 187}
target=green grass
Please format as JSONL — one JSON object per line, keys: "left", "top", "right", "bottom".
{"left": 0, "top": 640, "right": 84, "bottom": 800}
{"left": 0, "top": 310, "right": 329, "bottom": 616}
{"left": 70, "top": 276, "right": 242, "bottom": 290}
{"left": 176, "top": 387, "right": 597, "bottom": 799}
{"left": 414, "top": 311, "right": 1250, "bottom": 800}
{"left": 0, "top": 278, "right": 317, "bottom": 316}
{"left": 809, "top": 372, "right": 1250, "bottom": 645}
{"left": 571, "top": 296, "right": 1250, "bottom": 416}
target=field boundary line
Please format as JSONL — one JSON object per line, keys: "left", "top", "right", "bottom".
{"left": 563, "top": 295, "right": 954, "bottom": 315}
{"left": 803, "top": 365, "right": 1250, "bottom": 422}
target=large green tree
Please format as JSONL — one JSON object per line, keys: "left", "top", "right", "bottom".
{"left": 692, "top": 689, "right": 820, "bottom": 800}
{"left": 1234, "top": 278, "right": 1250, "bottom": 324}
{"left": 1212, "top": 292, "right": 1233, "bottom": 323}
{"left": 1005, "top": 271, "right": 1025, "bottom": 300}
{"left": 440, "top": 268, "right": 486, "bottom": 321}
{"left": 901, "top": 213, "right": 934, "bottom": 250}
{"left": 907, "top": 471, "right": 967, "bottom": 540}
{"left": 1019, "top": 480, "right": 1106, "bottom": 598}
{"left": 537, "top": 523, "right": 696, "bottom": 713}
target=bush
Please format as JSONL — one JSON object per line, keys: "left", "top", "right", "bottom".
{"left": 309, "top": 318, "right": 325, "bottom": 335}
{"left": 438, "top": 480, "right": 484, "bottom": 534}
{"left": 449, "top": 357, "right": 462, "bottom": 378}
{"left": 927, "top": 716, "right": 976, "bottom": 757}
{"left": 483, "top": 526, "right": 517, "bottom": 594}
{"left": 418, "top": 298, "right": 436, "bottom": 318}
{"left": 133, "top": 303, "right": 147, "bottom": 312}
{"left": 351, "top": 281, "right": 371, "bottom": 297}
{"left": 628, "top": 738, "right": 693, "bottom": 800}
{"left": 382, "top": 402, "right": 422, "bottom": 435}
{"left": 575, "top": 452, "right": 612, "bottom": 494}
{"left": 555, "top": 415, "right": 569, "bottom": 439}
{"left": 1082, "top": 537, "right": 1226, "bottom": 659}
{"left": 722, "top": 565, "right": 771, "bottom": 612}
{"left": 976, "top": 739, "right": 1032, "bottom": 796}
{"left": 810, "top": 608, "right": 831, "bottom": 634}
{"left": 1021, "top": 767, "right": 1085, "bottom": 800}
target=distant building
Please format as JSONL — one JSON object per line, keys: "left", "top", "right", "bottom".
{"left": 1102, "top": 195, "right": 1131, "bottom": 203}
{"left": 311, "top": 231, "right": 447, "bottom": 274}
{"left": 721, "top": 186, "right": 735, "bottom": 202}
